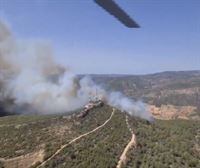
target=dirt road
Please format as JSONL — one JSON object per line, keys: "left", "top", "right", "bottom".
{"left": 116, "top": 115, "right": 136, "bottom": 168}
{"left": 37, "top": 108, "right": 115, "bottom": 168}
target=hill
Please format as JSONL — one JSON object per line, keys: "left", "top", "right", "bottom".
{"left": 0, "top": 105, "right": 200, "bottom": 168}
{"left": 85, "top": 70, "right": 200, "bottom": 120}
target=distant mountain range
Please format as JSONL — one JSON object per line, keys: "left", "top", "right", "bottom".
{"left": 81, "top": 70, "right": 200, "bottom": 120}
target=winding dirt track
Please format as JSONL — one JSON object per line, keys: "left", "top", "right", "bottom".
{"left": 116, "top": 115, "right": 136, "bottom": 168}
{"left": 37, "top": 108, "right": 115, "bottom": 168}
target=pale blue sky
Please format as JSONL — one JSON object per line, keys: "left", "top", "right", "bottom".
{"left": 0, "top": 0, "right": 200, "bottom": 74}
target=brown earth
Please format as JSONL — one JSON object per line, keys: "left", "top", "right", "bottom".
{"left": 148, "top": 104, "right": 198, "bottom": 120}
{"left": 0, "top": 149, "right": 44, "bottom": 168}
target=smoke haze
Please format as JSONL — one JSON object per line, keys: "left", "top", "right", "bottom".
{"left": 0, "top": 19, "right": 153, "bottom": 120}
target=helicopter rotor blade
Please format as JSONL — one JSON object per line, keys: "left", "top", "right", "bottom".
{"left": 94, "top": 0, "right": 140, "bottom": 28}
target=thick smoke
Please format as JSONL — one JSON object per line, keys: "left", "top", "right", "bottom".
{"left": 107, "top": 92, "right": 153, "bottom": 121}
{"left": 0, "top": 19, "right": 153, "bottom": 120}
{"left": 0, "top": 19, "right": 88, "bottom": 114}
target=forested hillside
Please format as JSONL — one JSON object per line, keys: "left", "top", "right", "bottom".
{"left": 0, "top": 105, "right": 199, "bottom": 168}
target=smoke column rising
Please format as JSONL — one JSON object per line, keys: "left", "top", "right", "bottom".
{"left": 0, "top": 19, "right": 88, "bottom": 114}
{"left": 0, "top": 19, "right": 153, "bottom": 121}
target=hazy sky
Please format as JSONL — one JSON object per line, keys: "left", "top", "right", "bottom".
{"left": 0, "top": 0, "right": 200, "bottom": 74}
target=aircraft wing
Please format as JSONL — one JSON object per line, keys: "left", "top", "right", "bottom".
{"left": 94, "top": 0, "right": 140, "bottom": 28}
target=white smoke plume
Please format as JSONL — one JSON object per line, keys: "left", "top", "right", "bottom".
{"left": 0, "top": 19, "right": 88, "bottom": 114}
{"left": 107, "top": 92, "right": 153, "bottom": 121}
{"left": 0, "top": 19, "right": 153, "bottom": 120}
